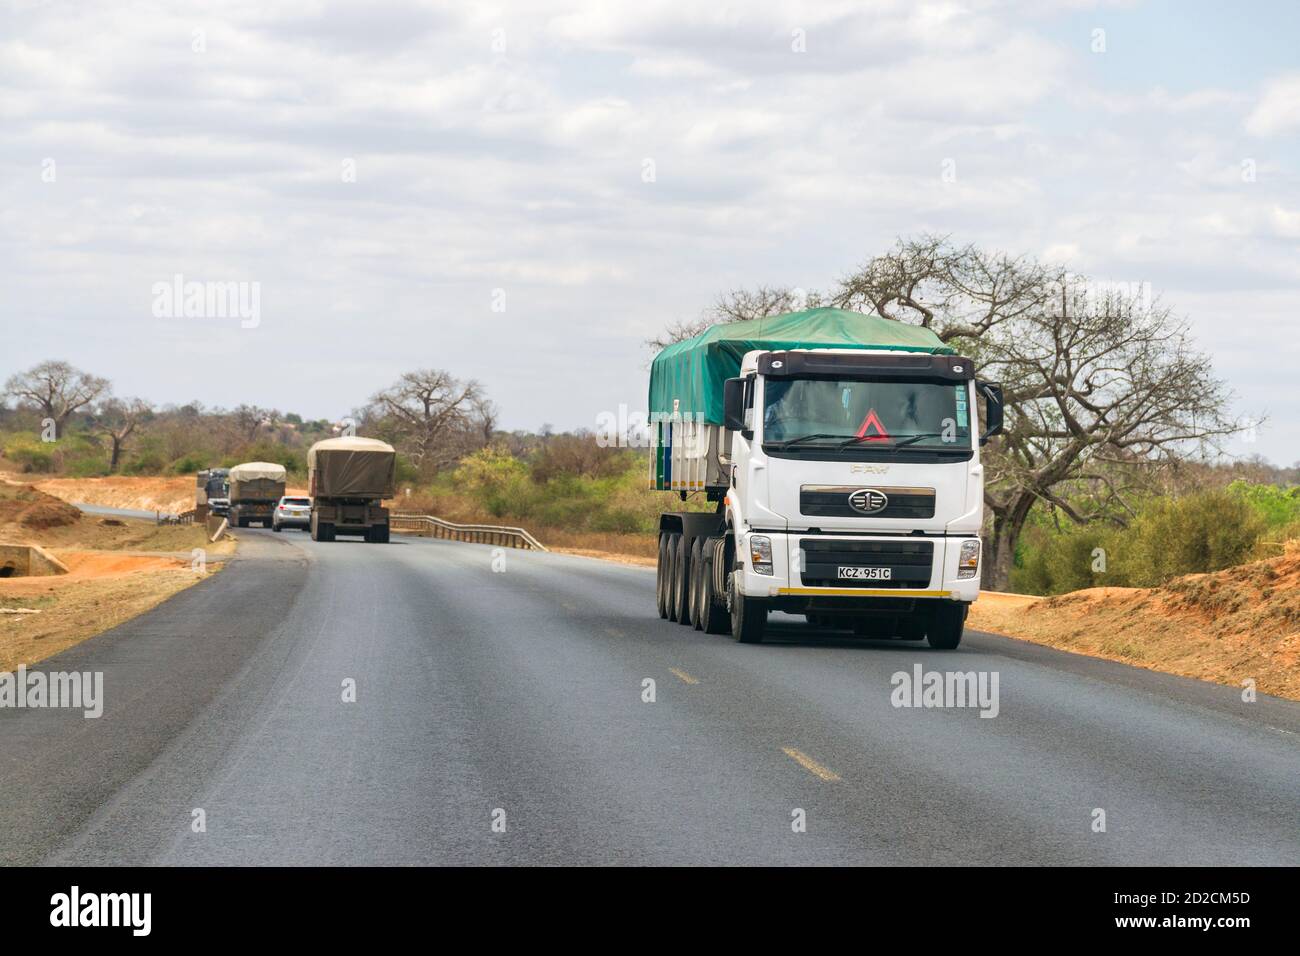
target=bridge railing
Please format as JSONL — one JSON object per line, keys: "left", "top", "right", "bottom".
{"left": 390, "top": 513, "right": 548, "bottom": 552}
{"left": 157, "top": 509, "right": 197, "bottom": 526}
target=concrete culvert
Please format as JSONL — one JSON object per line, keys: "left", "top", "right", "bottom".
{"left": 0, "top": 544, "right": 70, "bottom": 577}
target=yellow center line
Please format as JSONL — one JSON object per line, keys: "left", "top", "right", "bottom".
{"left": 782, "top": 747, "right": 841, "bottom": 782}
{"left": 669, "top": 667, "right": 699, "bottom": 685}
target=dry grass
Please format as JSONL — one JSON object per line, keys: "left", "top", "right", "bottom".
{"left": 0, "top": 477, "right": 235, "bottom": 669}
{"left": 0, "top": 560, "right": 218, "bottom": 671}
{"left": 969, "top": 543, "right": 1300, "bottom": 700}
{"left": 13, "top": 472, "right": 309, "bottom": 515}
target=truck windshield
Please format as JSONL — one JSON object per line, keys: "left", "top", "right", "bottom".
{"left": 763, "top": 377, "right": 971, "bottom": 449}
{"left": 206, "top": 479, "right": 229, "bottom": 497}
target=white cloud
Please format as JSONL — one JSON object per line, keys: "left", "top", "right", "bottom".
{"left": 1245, "top": 73, "right": 1300, "bottom": 136}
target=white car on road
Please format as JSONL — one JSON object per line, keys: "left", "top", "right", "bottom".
{"left": 272, "top": 496, "right": 312, "bottom": 532}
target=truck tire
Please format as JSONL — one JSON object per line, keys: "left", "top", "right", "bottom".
{"left": 688, "top": 538, "right": 705, "bottom": 630}
{"left": 273, "top": 524, "right": 282, "bottom": 533}
{"left": 730, "top": 573, "right": 766, "bottom": 644}
{"left": 656, "top": 534, "right": 670, "bottom": 619}
{"left": 927, "top": 603, "right": 966, "bottom": 650}
{"left": 672, "top": 534, "right": 692, "bottom": 625}
{"left": 700, "top": 546, "right": 730, "bottom": 634}
{"left": 665, "top": 533, "right": 682, "bottom": 622}
{"left": 312, "top": 520, "right": 335, "bottom": 542}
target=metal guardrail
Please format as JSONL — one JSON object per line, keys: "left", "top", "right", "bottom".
{"left": 157, "top": 509, "right": 197, "bottom": 526}
{"left": 391, "top": 513, "right": 548, "bottom": 551}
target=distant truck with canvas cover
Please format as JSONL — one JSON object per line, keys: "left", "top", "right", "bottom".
{"left": 307, "top": 437, "right": 396, "bottom": 543}
{"left": 649, "top": 307, "right": 1003, "bottom": 647}
{"left": 228, "top": 462, "right": 287, "bottom": 528}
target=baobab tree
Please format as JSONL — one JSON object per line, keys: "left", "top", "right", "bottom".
{"left": 365, "top": 369, "right": 497, "bottom": 474}
{"left": 4, "top": 360, "right": 110, "bottom": 438}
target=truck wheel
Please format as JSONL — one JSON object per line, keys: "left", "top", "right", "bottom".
{"left": 378, "top": 525, "right": 390, "bottom": 543}
{"left": 700, "top": 547, "right": 730, "bottom": 634}
{"left": 655, "top": 534, "right": 670, "bottom": 619}
{"left": 665, "top": 533, "right": 682, "bottom": 622}
{"left": 672, "top": 534, "right": 692, "bottom": 625}
{"left": 927, "top": 603, "right": 966, "bottom": 650}
{"left": 730, "top": 574, "right": 766, "bottom": 644}
{"left": 273, "top": 523, "right": 282, "bottom": 533}
{"left": 689, "top": 538, "right": 705, "bottom": 630}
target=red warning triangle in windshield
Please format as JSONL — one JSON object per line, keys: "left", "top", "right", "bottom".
{"left": 855, "top": 408, "right": 892, "bottom": 442}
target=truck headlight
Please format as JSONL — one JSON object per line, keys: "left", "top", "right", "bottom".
{"left": 749, "top": 534, "right": 773, "bottom": 575}
{"left": 957, "top": 539, "right": 980, "bottom": 579}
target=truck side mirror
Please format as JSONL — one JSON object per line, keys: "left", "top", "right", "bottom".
{"left": 977, "top": 381, "right": 1004, "bottom": 445}
{"left": 723, "top": 378, "right": 745, "bottom": 431}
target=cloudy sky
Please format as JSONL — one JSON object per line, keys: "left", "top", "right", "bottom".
{"left": 3, "top": 0, "right": 1298, "bottom": 463}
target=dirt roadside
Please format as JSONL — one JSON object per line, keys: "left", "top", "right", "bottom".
{"left": 1, "top": 478, "right": 235, "bottom": 671}
{"left": 967, "top": 551, "right": 1300, "bottom": 700}
{"left": 19, "top": 473, "right": 309, "bottom": 514}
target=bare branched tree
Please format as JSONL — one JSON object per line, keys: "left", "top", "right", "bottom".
{"left": 232, "top": 404, "right": 278, "bottom": 443}
{"left": 94, "top": 397, "right": 154, "bottom": 472}
{"left": 366, "top": 369, "right": 496, "bottom": 474}
{"left": 4, "top": 360, "right": 110, "bottom": 438}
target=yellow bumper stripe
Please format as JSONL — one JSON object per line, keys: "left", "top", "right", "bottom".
{"left": 776, "top": 587, "right": 955, "bottom": 598}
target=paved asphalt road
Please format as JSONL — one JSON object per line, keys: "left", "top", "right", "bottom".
{"left": 2, "top": 529, "right": 1297, "bottom": 866}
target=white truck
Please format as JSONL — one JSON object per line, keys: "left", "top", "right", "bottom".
{"left": 650, "top": 308, "right": 1003, "bottom": 647}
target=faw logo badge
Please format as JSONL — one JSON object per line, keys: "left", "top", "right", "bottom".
{"left": 848, "top": 488, "right": 889, "bottom": 515}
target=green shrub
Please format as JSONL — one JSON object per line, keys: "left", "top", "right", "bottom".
{"left": 4, "top": 435, "right": 54, "bottom": 472}
{"left": 172, "top": 454, "right": 207, "bottom": 475}
{"left": 67, "top": 456, "right": 111, "bottom": 478}
{"left": 1010, "top": 523, "right": 1116, "bottom": 594}
{"left": 456, "top": 447, "right": 537, "bottom": 519}
{"left": 1228, "top": 479, "right": 1300, "bottom": 528}
{"left": 123, "top": 452, "right": 167, "bottom": 475}
{"left": 1011, "top": 488, "right": 1267, "bottom": 595}
{"left": 1109, "top": 490, "right": 1264, "bottom": 587}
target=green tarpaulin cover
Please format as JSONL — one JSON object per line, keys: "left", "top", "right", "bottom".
{"left": 648, "top": 308, "right": 954, "bottom": 424}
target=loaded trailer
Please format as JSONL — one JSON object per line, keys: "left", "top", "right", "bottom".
{"left": 228, "top": 462, "right": 287, "bottom": 528}
{"left": 307, "top": 437, "right": 396, "bottom": 543}
{"left": 649, "top": 307, "right": 1003, "bottom": 648}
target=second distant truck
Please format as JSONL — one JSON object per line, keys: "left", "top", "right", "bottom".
{"left": 227, "top": 461, "right": 288, "bottom": 528}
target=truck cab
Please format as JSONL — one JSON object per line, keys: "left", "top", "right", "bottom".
{"left": 655, "top": 338, "right": 1002, "bottom": 648}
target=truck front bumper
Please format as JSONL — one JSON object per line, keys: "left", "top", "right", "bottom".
{"left": 737, "top": 531, "right": 981, "bottom": 604}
